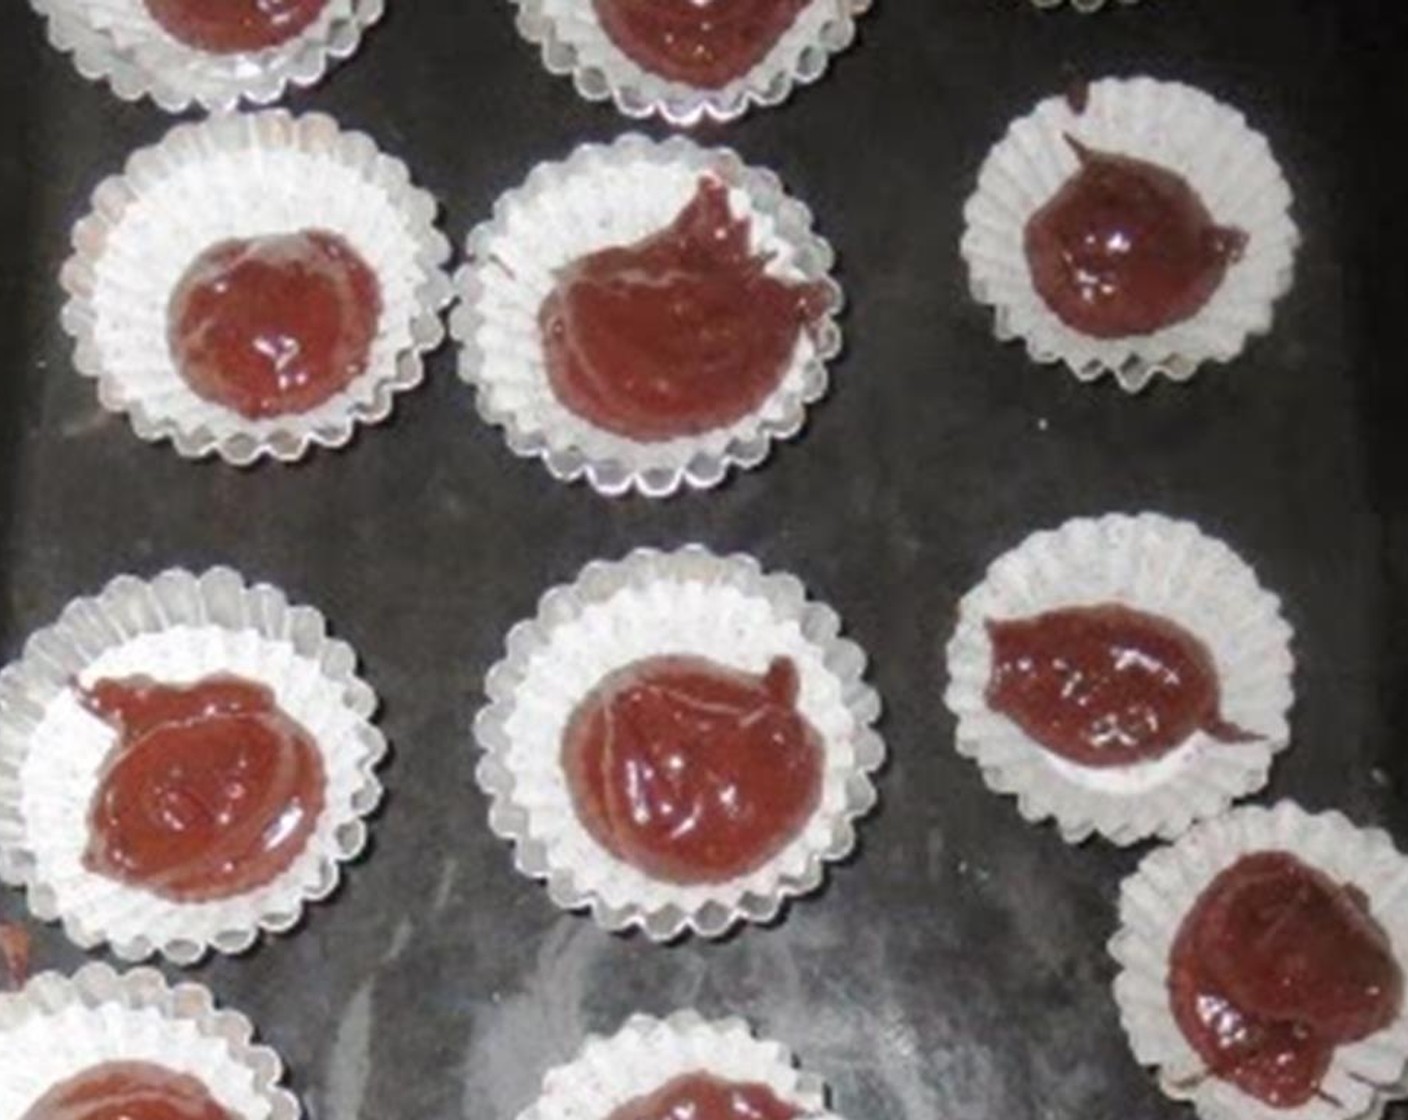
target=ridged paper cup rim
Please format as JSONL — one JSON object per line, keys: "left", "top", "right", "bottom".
{"left": 0, "top": 567, "right": 387, "bottom": 965}
{"left": 521, "top": 1011, "right": 840, "bottom": 1120}
{"left": 1109, "top": 801, "right": 1408, "bottom": 1120}
{"left": 943, "top": 512, "right": 1295, "bottom": 846}
{"left": 59, "top": 109, "right": 452, "bottom": 467}
{"left": 961, "top": 76, "right": 1299, "bottom": 391}
{"left": 508, "top": 0, "right": 869, "bottom": 126}
{"left": 0, "top": 963, "right": 298, "bottom": 1120}
{"left": 451, "top": 133, "right": 842, "bottom": 499}
{"left": 28, "top": 0, "right": 383, "bottom": 113}
{"left": 473, "top": 545, "right": 884, "bottom": 940}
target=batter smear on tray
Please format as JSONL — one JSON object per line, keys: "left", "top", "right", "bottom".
{"left": 144, "top": 0, "right": 327, "bottom": 53}
{"left": 20, "top": 1061, "right": 234, "bottom": 1120}
{"left": 1024, "top": 139, "right": 1247, "bottom": 339}
{"left": 539, "top": 177, "right": 830, "bottom": 442}
{"left": 561, "top": 655, "right": 823, "bottom": 884}
{"left": 168, "top": 230, "right": 381, "bottom": 420}
{"left": 81, "top": 674, "right": 325, "bottom": 902}
{"left": 605, "top": 1073, "right": 801, "bottom": 1120}
{"left": 985, "top": 604, "right": 1258, "bottom": 768}
{"left": 591, "top": 0, "right": 812, "bottom": 88}
{"left": 1169, "top": 852, "right": 1404, "bottom": 1108}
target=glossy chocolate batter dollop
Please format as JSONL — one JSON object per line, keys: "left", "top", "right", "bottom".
{"left": 168, "top": 229, "right": 381, "bottom": 420}
{"left": 606, "top": 1073, "right": 801, "bottom": 1120}
{"left": 1024, "top": 139, "right": 1247, "bottom": 338}
{"left": 591, "top": 0, "right": 811, "bottom": 88}
{"left": 562, "top": 655, "right": 824, "bottom": 884}
{"left": 144, "top": 0, "right": 327, "bottom": 53}
{"left": 540, "top": 178, "right": 830, "bottom": 441}
{"left": 82, "top": 674, "right": 325, "bottom": 902}
{"left": 1169, "top": 852, "right": 1403, "bottom": 1107}
{"left": 21, "top": 1062, "right": 234, "bottom": 1120}
{"left": 985, "top": 604, "right": 1257, "bottom": 768}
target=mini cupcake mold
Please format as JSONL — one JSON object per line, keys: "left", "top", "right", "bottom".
{"left": 0, "top": 962, "right": 297, "bottom": 1120}
{"left": 474, "top": 546, "right": 884, "bottom": 939}
{"left": 962, "top": 76, "right": 1298, "bottom": 390}
{"left": 60, "top": 110, "right": 452, "bottom": 466}
{"left": 520, "top": 1011, "right": 840, "bottom": 1120}
{"left": 944, "top": 512, "right": 1294, "bottom": 845}
{"left": 29, "top": 0, "right": 383, "bottom": 113}
{"left": 1028, "top": 0, "right": 1139, "bottom": 11}
{"left": 1111, "top": 801, "right": 1408, "bottom": 1120}
{"left": 452, "top": 133, "right": 841, "bottom": 498}
{"left": 509, "top": 0, "right": 869, "bottom": 126}
{"left": 0, "top": 567, "right": 387, "bottom": 964}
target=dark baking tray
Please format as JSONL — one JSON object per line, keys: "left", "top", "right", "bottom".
{"left": 4, "top": 2, "right": 1408, "bottom": 1117}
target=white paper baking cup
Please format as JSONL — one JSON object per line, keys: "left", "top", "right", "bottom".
{"left": 521, "top": 1011, "right": 840, "bottom": 1120}
{"left": 0, "top": 567, "right": 387, "bottom": 965}
{"left": 0, "top": 963, "right": 298, "bottom": 1120}
{"left": 28, "top": 0, "right": 382, "bottom": 113}
{"left": 509, "top": 0, "right": 868, "bottom": 126}
{"left": 59, "top": 110, "right": 452, "bottom": 467}
{"left": 474, "top": 546, "right": 884, "bottom": 940}
{"left": 943, "top": 512, "right": 1294, "bottom": 846}
{"left": 452, "top": 133, "right": 842, "bottom": 498}
{"left": 1028, "top": 0, "right": 1139, "bottom": 11}
{"left": 1110, "top": 801, "right": 1408, "bottom": 1120}
{"left": 961, "top": 76, "right": 1298, "bottom": 391}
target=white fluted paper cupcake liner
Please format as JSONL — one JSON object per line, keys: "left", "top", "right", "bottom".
{"left": 943, "top": 512, "right": 1294, "bottom": 846}
{"left": 59, "top": 110, "right": 452, "bottom": 466}
{"left": 510, "top": 0, "right": 868, "bottom": 126}
{"left": 961, "top": 76, "right": 1298, "bottom": 391}
{"left": 1028, "top": 0, "right": 1139, "bottom": 11}
{"left": 28, "top": 5, "right": 153, "bottom": 103}
{"left": 451, "top": 133, "right": 842, "bottom": 498}
{"left": 0, "top": 567, "right": 387, "bottom": 964}
{"left": 1110, "top": 801, "right": 1408, "bottom": 1120}
{"left": 29, "top": 0, "right": 382, "bottom": 113}
{"left": 474, "top": 546, "right": 884, "bottom": 940}
{"left": 521, "top": 1011, "right": 839, "bottom": 1120}
{"left": 0, "top": 963, "right": 297, "bottom": 1120}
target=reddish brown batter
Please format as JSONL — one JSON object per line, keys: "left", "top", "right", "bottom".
{"left": 144, "top": 0, "right": 327, "bottom": 53}
{"left": 1169, "top": 852, "right": 1403, "bottom": 1108}
{"left": 0, "top": 921, "right": 30, "bottom": 990}
{"left": 82, "top": 674, "right": 325, "bottom": 902}
{"left": 562, "top": 655, "right": 824, "bottom": 884}
{"left": 20, "top": 1062, "right": 233, "bottom": 1120}
{"left": 606, "top": 1073, "right": 801, "bottom": 1120}
{"left": 540, "top": 178, "right": 831, "bottom": 442}
{"left": 591, "top": 0, "right": 811, "bottom": 88}
{"left": 1064, "top": 76, "right": 1091, "bottom": 115}
{"left": 985, "top": 603, "right": 1257, "bottom": 768}
{"left": 168, "top": 230, "right": 381, "bottom": 420}
{"left": 1024, "top": 140, "right": 1247, "bottom": 338}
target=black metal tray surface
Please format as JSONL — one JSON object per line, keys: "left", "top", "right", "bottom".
{"left": 3, "top": 2, "right": 1408, "bottom": 1118}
